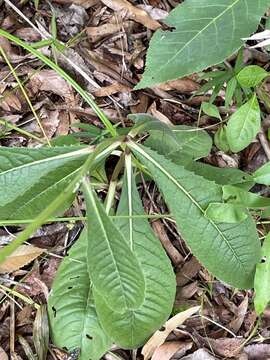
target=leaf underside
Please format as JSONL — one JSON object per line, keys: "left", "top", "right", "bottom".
{"left": 136, "top": 0, "right": 269, "bottom": 89}
{"left": 48, "top": 230, "right": 112, "bottom": 360}
{"left": 130, "top": 143, "right": 260, "bottom": 289}
{"left": 94, "top": 166, "right": 176, "bottom": 348}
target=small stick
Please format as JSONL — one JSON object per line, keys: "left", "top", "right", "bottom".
{"left": 258, "top": 130, "right": 270, "bottom": 160}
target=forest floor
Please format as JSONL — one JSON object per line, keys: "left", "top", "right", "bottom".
{"left": 1, "top": 1, "right": 270, "bottom": 359}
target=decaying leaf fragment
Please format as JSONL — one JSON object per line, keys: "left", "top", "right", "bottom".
{"left": 101, "top": 0, "right": 161, "bottom": 30}
{"left": 0, "top": 245, "right": 44, "bottom": 273}
{"left": 142, "top": 306, "right": 200, "bottom": 360}
{"left": 33, "top": 305, "right": 49, "bottom": 360}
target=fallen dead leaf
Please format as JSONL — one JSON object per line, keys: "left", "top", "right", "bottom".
{"left": 227, "top": 295, "right": 249, "bottom": 333}
{"left": 142, "top": 306, "right": 200, "bottom": 360}
{"left": 137, "top": 5, "right": 168, "bottom": 20}
{"left": 0, "top": 346, "right": 8, "bottom": 360}
{"left": 28, "top": 70, "right": 74, "bottom": 103}
{"left": 17, "top": 306, "right": 33, "bottom": 327}
{"left": 14, "top": 27, "right": 41, "bottom": 42}
{"left": 176, "top": 282, "right": 199, "bottom": 300}
{"left": 244, "top": 343, "right": 270, "bottom": 359}
{"left": 148, "top": 102, "right": 173, "bottom": 125}
{"left": 181, "top": 349, "right": 217, "bottom": 360}
{"left": 0, "top": 91, "right": 22, "bottom": 112}
{"left": 176, "top": 257, "right": 201, "bottom": 287}
{"left": 87, "top": 21, "right": 134, "bottom": 42}
{"left": 52, "top": 0, "right": 99, "bottom": 7}
{"left": 206, "top": 337, "right": 244, "bottom": 358}
{"left": 93, "top": 83, "right": 131, "bottom": 97}
{"left": 39, "top": 108, "right": 61, "bottom": 139}
{"left": 158, "top": 78, "right": 200, "bottom": 93}
{"left": 0, "top": 245, "right": 44, "bottom": 273}
{"left": 33, "top": 305, "right": 49, "bottom": 360}
{"left": 101, "top": 0, "right": 161, "bottom": 30}
{"left": 55, "top": 4, "right": 88, "bottom": 37}
{"left": 0, "top": 36, "right": 30, "bottom": 63}
{"left": 152, "top": 341, "right": 192, "bottom": 360}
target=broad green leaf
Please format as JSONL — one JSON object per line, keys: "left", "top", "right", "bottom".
{"left": 205, "top": 203, "right": 247, "bottom": 223}
{"left": 226, "top": 94, "right": 261, "bottom": 152}
{"left": 136, "top": 0, "right": 269, "bottom": 89}
{"left": 94, "top": 157, "right": 176, "bottom": 348}
{"left": 254, "top": 233, "right": 270, "bottom": 315}
{"left": 145, "top": 125, "right": 212, "bottom": 162}
{"left": 253, "top": 162, "right": 270, "bottom": 185}
{"left": 83, "top": 180, "right": 145, "bottom": 313}
{"left": 0, "top": 146, "right": 92, "bottom": 220}
{"left": 201, "top": 102, "right": 221, "bottom": 120}
{"left": 0, "top": 141, "right": 122, "bottom": 265}
{"left": 129, "top": 142, "right": 260, "bottom": 289}
{"left": 48, "top": 230, "right": 112, "bottom": 360}
{"left": 237, "top": 65, "right": 268, "bottom": 88}
{"left": 214, "top": 126, "right": 230, "bottom": 152}
{"left": 185, "top": 162, "right": 254, "bottom": 190}
{"left": 223, "top": 185, "right": 270, "bottom": 208}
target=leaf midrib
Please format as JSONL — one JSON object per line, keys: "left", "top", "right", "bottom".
{"left": 130, "top": 142, "right": 247, "bottom": 273}
{"left": 85, "top": 183, "right": 128, "bottom": 311}
{"left": 238, "top": 94, "right": 258, "bottom": 139}
{"left": 157, "top": 0, "right": 241, "bottom": 72}
{"left": 0, "top": 147, "right": 92, "bottom": 177}
{"left": 9, "top": 167, "right": 81, "bottom": 219}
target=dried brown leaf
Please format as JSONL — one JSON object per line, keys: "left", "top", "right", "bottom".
{"left": 18, "top": 336, "right": 36, "bottom": 360}
{"left": 158, "top": 78, "right": 200, "bottom": 93}
{"left": 227, "top": 295, "right": 248, "bottom": 333}
{"left": 0, "top": 91, "right": 22, "bottom": 111}
{"left": 101, "top": 0, "right": 161, "bottom": 30}
{"left": 0, "top": 245, "right": 44, "bottom": 273}
{"left": 137, "top": 5, "right": 168, "bottom": 20}
{"left": 152, "top": 341, "right": 192, "bottom": 360}
{"left": 52, "top": 0, "right": 99, "bottom": 8}
{"left": 0, "top": 347, "right": 8, "bottom": 360}
{"left": 93, "top": 83, "right": 131, "bottom": 97}
{"left": 0, "top": 37, "right": 30, "bottom": 63}
{"left": 181, "top": 349, "right": 217, "bottom": 360}
{"left": 87, "top": 21, "right": 133, "bottom": 41}
{"left": 142, "top": 306, "right": 200, "bottom": 360}
{"left": 176, "top": 282, "right": 199, "bottom": 300}
{"left": 28, "top": 70, "right": 74, "bottom": 103}
{"left": 148, "top": 102, "right": 173, "bottom": 126}
{"left": 176, "top": 257, "right": 201, "bottom": 286}
{"left": 33, "top": 305, "right": 49, "bottom": 360}
{"left": 207, "top": 338, "right": 244, "bottom": 358}
{"left": 244, "top": 344, "right": 270, "bottom": 360}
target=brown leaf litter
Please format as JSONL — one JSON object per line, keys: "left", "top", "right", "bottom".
{"left": 1, "top": 0, "right": 270, "bottom": 359}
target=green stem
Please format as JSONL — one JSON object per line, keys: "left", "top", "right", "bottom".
{"left": 0, "top": 119, "right": 44, "bottom": 142}
{"left": 0, "top": 214, "right": 173, "bottom": 226}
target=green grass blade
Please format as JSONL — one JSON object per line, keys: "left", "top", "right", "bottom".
{"left": 0, "top": 29, "right": 117, "bottom": 138}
